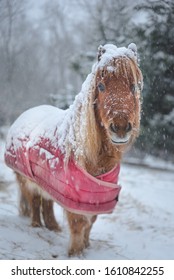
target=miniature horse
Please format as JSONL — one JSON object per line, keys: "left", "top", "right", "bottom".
{"left": 6, "top": 43, "right": 143, "bottom": 256}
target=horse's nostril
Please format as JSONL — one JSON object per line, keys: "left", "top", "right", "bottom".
{"left": 126, "top": 122, "right": 132, "bottom": 132}
{"left": 110, "top": 122, "right": 132, "bottom": 133}
{"left": 110, "top": 123, "right": 118, "bottom": 133}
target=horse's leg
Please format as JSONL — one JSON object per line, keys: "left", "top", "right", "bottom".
{"left": 66, "top": 211, "right": 93, "bottom": 256}
{"left": 31, "top": 193, "right": 42, "bottom": 227}
{"left": 16, "top": 173, "right": 31, "bottom": 217}
{"left": 16, "top": 173, "right": 42, "bottom": 227}
{"left": 84, "top": 215, "right": 97, "bottom": 248}
{"left": 42, "top": 198, "right": 61, "bottom": 232}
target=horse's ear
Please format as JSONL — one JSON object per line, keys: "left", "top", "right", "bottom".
{"left": 128, "top": 43, "right": 138, "bottom": 61}
{"left": 97, "top": 45, "right": 106, "bottom": 61}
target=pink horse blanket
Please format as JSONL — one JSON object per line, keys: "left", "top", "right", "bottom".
{"left": 4, "top": 105, "right": 121, "bottom": 215}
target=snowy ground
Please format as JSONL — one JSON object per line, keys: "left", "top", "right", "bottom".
{"left": 0, "top": 140, "right": 174, "bottom": 260}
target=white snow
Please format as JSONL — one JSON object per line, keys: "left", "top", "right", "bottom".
{"left": 6, "top": 105, "right": 66, "bottom": 151}
{"left": 0, "top": 140, "right": 174, "bottom": 260}
{"left": 97, "top": 44, "right": 136, "bottom": 69}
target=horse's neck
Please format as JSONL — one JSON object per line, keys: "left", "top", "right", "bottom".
{"left": 85, "top": 152, "right": 121, "bottom": 177}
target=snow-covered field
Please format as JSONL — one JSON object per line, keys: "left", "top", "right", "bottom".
{"left": 0, "top": 140, "right": 174, "bottom": 260}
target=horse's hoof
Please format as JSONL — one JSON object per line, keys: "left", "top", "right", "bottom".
{"left": 68, "top": 246, "right": 84, "bottom": 257}
{"left": 31, "top": 221, "right": 42, "bottom": 228}
{"left": 84, "top": 240, "right": 90, "bottom": 248}
{"left": 46, "top": 223, "right": 62, "bottom": 232}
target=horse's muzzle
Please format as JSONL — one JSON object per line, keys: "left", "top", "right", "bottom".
{"left": 109, "top": 122, "right": 132, "bottom": 145}
{"left": 110, "top": 122, "right": 132, "bottom": 134}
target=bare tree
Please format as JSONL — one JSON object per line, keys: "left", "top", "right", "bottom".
{"left": 0, "top": 0, "right": 29, "bottom": 124}
{"left": 41, "top": 0, "right": 81, "bottom": 107}
{"left": 68, "top": 0, "right": 137, "bottom": 82}
{"left": 0, "top": 0, "right": 53, "bottom": 123}
{"left": 0, "top": 0, "right": 28, "bottom": 83}
{"left": 76, "top": 0, "right": 134, "bottom": 46}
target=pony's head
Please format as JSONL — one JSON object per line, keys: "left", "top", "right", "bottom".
{"left": 62, "top": 43, "right": 143, "bottom": 170}
{"left": 94, "top": 43, "right": 143, "bottom": 147}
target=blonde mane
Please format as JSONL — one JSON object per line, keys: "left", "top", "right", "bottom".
{"left": 59, "top": 66, "right": 100, "bottom": 168}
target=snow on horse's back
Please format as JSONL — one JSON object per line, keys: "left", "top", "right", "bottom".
{"left": 4, "top": 43, "right": 143, "bottom": 256}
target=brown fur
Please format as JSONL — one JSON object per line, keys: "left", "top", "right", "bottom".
{"left": 16, "top": 53, "right": 143, "bottom": 256}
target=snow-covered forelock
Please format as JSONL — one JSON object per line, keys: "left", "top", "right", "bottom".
{"left": 97, "top": 43, "right": 137, "bottom": 68}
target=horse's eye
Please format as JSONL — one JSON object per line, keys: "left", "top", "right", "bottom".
{"left": 98, "top": 82, "right": 105, "bottom": 92}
